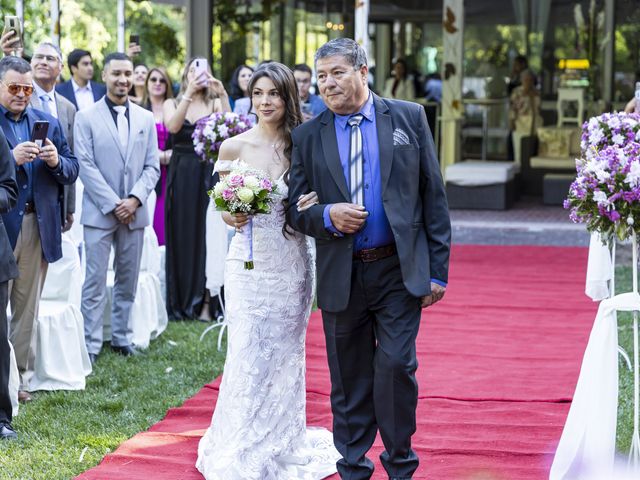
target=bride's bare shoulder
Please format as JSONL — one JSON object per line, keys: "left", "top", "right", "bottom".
{"left": 219, "top": 129, "right": 256, "bottom": 160}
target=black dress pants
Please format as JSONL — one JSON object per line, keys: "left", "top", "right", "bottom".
{"left": 322, "top": 254, "right": 422, "bottom": 480}
{"left": 0, "top": 281, "right": 12, "bottom": 424}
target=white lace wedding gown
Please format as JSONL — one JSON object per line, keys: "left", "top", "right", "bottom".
{"left": 196, "top": 168, "right": 340, "bottom": 480}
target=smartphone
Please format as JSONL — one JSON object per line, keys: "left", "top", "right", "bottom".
{"left": 129, "top": 34, "right": 139, "bottom": 46}
{"left": 31, "top": 120, "right": 49, "bottom": 148}
{"left": 3, "top": 15, "right": 23, "bottom": 51}
{"left": 193, "top": 58, "right": 208, "bottom": 82}
{"left": 301, "top": 102, "right": 312, "bottom": 117}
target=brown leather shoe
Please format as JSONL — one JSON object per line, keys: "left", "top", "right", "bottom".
{"left": 18, "top": 390, "right": 32, "bottom": 403}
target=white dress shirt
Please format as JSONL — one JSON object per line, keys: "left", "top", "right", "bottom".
{"left": 33, "top": 82, "right": 59, "bottom": 119}
{"left": 71, "top": 78, "right": 95, "bottom": 111}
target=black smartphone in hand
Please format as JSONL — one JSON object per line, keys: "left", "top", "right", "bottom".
{"left": 129, "top": 34, "right": 139, "bottom": 46}
{"left": 31, "top": 120, "right": 49, "bottom": 148}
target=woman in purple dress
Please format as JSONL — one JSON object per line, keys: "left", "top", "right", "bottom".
{"left": 142, "top": 67, "right": 173, "bottom": 245}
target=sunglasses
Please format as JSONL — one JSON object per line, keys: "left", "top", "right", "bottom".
{"left": 1, "top": 82, "right": 33, "bottom": 96}
{"left": 149, "top": 77, "right": 166, "bottom": 84}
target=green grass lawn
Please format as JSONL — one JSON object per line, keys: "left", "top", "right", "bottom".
{"left": 0, "top": 321, "right": 226, "bottom": 480}
{"left": 616, "top": 266, "right": 639, "bottom": 454}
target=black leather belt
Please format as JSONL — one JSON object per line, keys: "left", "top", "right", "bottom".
{"left": 353, "top": 244, "right": 397, "bottom": 263}
{"left": 24, "top": 201, "right": 35, "bottom": 214}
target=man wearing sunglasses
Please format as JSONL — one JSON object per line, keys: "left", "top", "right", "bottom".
{"left": 0, "top": 56, "right": 78, "bottom": 401}
{"left": 1, "top": 38, "right": 79, "bottom": 235}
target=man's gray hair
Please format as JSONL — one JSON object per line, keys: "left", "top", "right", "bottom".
{"left": 314, "top": 38, "right": 368, "bottom": 69}
{"left": 0, "top": 56, "right": 32, "bottom": 80}
{"left": 36, "top": 42, "right": 64, "bottom": 62}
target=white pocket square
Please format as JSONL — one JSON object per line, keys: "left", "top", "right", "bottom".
{"left": 393, "top": 128, "right": 411, "bottom": 146}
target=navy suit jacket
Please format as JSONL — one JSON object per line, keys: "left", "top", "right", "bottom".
{"left": 0, "top": 128, "right": 18, "bottom": 283}
{"left": 0, "top": 107, "right": 79, "bottom": 263}
{"left": 287, "top": 94, "right": 451, "bottom": 312}
{"left": 55, "top": 80, "right": 106, "bottom": 111}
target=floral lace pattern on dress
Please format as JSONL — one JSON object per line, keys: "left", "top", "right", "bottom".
{"left": 196, "top": 174, "right": 340, "bottom": 480}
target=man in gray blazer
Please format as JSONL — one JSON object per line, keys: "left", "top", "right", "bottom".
{"left": 287, "top": 38, "right": 451, "bottom": 480}
{"left": 74, "top": 52, "right": 159, "bottom": 364}
{"left": 29, "top": 42, "right": 77, "bottom": 232}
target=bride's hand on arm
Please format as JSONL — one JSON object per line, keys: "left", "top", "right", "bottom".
{"left": 297, "top": 191, "right": 319, "bottom": 212}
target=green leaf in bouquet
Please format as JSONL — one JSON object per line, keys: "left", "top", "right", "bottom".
{"left": 214, "top": 197, "right": 227, "bottom": 209}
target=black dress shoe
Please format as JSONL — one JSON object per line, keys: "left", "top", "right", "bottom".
{"left": 0, "top": 422, "right": 17, "bottom": 440}
{"left": 88, "top": 353, "right": 98, "bottom": 365}
{"left": 110, "top": 345, "right": 139, "bottom": 356}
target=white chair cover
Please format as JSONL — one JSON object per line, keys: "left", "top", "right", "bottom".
{"left": 550, "top": 292, "right": 636, "bottom": 479}
{"left": 139, "top": 226, "right": 162, "bottom": 278}
{"left": 41, "top": 232, "right": 83, "bottom": 307}
{"left": 585, "top": 232, "right": 613, "bottom": 301}
{"left": 32, "top": 232, "right": 91, "bottom": 391}
{"left": 8, "top": 342, "right": 18, "bottom": 417}
{"left": 68, "top": 177, "right": 84, "bottom": 248}
{"left": 205, "top": 199, "right": 228, "bottom": 295}
{"left": 30, "top": 302, "right": 92, "bottom": 391}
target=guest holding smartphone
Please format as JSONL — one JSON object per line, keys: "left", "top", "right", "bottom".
{"left": 0, "top": 56, "right": 78, "bottom": 399}
{"left": 142, "top": 67, "right": 173, "bottom": 245}
{"left": 163, "top": 58, "right": 230, "bottom": 321}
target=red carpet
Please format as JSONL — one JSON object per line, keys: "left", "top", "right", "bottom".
{"left": 77, "top": 245, "right": 596, "bottom": 479}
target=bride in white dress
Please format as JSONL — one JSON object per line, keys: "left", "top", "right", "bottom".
{"left": 196, "top": 63, "right": 340, "bottom": 479}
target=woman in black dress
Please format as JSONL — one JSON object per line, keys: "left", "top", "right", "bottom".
{"left": 163, "top": 58, "right": 231, "bottom": 320}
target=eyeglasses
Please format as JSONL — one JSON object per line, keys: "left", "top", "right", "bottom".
{"left": 149, "top": 77, "right": 166, "bottom": 84}
{"left": 33, "top": 54, "right": 60, "bottom": 63}
{"left": 1, "top": 82, "right": 33, "bottom": 96}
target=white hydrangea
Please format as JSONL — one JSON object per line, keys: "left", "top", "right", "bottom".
{"left": 612, "top": 133, "right": 625, "bottom": 145}
{"left": 625, "top": 160, "right": 640, "bottom": 187}
{"left": 218, "top": 123, "right": 229, "bottom": 138}
{"left": 593, "top": 190, "right": 608, "bottom": 205}
{"left": 589, "top": 127, "right": 604, "bottom": 145}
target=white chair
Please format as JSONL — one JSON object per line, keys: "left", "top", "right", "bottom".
{"left": 557, "top": 87, "right": 585, "bottom": 127}
{"left": 32, "top": 233, "right": 92, "bottom": 391}
{"left": 201, "top": 200, "right": 230, "bottom": 350}
{"left": 8, "top": 342, "right": 18, "bottom": 417}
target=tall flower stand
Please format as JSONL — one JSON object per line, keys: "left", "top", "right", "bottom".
{"left": 550, "top": 232, "right": 640, "bottom": 478}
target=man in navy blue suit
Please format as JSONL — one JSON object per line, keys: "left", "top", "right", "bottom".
{"left": 55, "top": 49, "right": 106, "bottom": 111}
{"left": 0, "top": 56, "right": 78, "bottom": 401}
{"left": 0, "top": 127, "right": 18, "bottom": 440}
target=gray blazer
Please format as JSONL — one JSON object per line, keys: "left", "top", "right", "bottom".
{"left": 30, "top": 91, "right": 77, "bottom": 216}
{"left": 74, "top": 98, "right": 160, "bottom": 230}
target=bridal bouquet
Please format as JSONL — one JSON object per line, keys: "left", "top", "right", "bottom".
{"left": 210, "top": 167, "right": 277, "bottom": 269}
{"left": 565, "top": 111, "right": 640, "bottom": 241}
{"left": 192, "top": 112, "right": 252, "bottom": 164}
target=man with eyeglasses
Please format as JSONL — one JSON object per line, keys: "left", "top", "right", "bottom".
{"left": 293, "top": 63, "right": 326, "bottom": 122}
{"left": 30, "top": 43, "right": 77, "bottom": 233}
{"left": 0, "top": 56, "right": 78, "bottom": 402}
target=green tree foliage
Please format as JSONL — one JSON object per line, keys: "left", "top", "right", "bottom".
{"left": 0, "top": 0, "right": 185, "bottom": 81}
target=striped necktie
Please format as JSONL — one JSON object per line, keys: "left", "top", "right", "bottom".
{"left": 348, "top": 114, "right": 364, "bottom": 205}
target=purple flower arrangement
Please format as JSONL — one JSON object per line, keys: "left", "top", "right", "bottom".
{"left": 192, "top": 112, "right": 252, "bottom": 164}
{"left": 565, "top": 111, "right": 640, "bottom": 241}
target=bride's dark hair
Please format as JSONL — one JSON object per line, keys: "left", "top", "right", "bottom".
{"left": 247, "top": 62, "right": 303, "bottom": 237}
{"left": 247, "top": 62, "right": 303, "bottom": 163}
